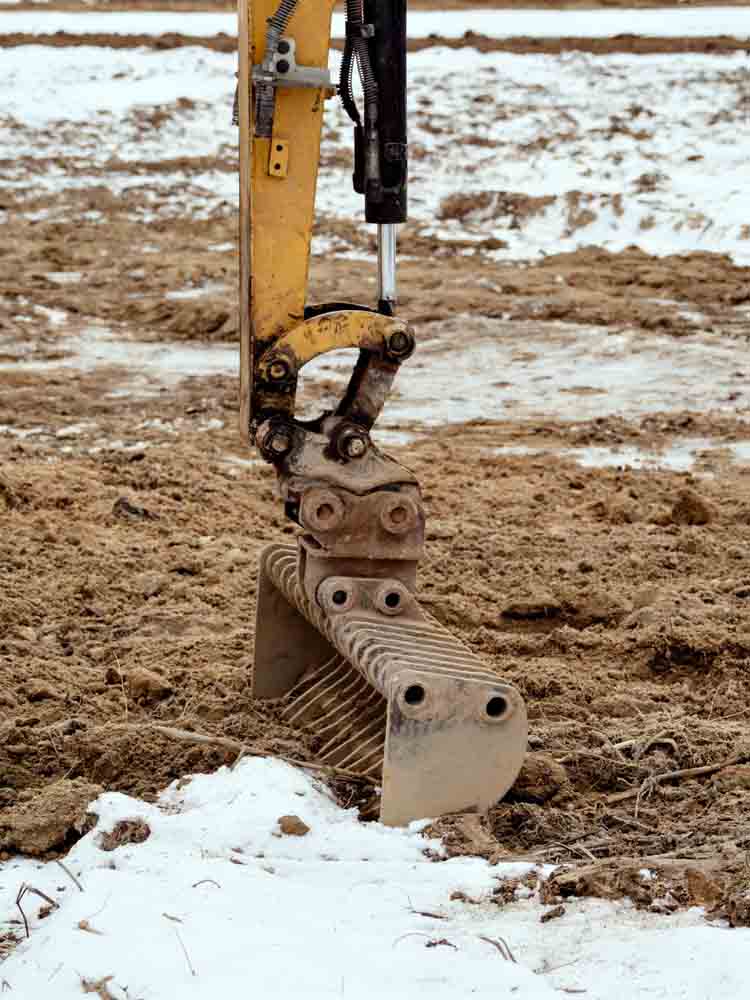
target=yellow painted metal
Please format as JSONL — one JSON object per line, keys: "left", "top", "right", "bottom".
{"left": 258, "top": 311, "right": 410, "bottom": 377}
{"left": 237, "top": 0, "right": 253, "bottom": 439}
{"left": 268, "top": 138, "right": 289, "bottom": 179}
{"left": 237, "top": 0, "right": 337, "bottom": 439}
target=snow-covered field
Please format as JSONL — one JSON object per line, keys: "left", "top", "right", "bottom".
{"left": 2, "top": 758, "right": 747, "bottom": 1000}
{"left": 1, "top": 39, "right": 749, "bottom": 261}
{"left": 3, "top": 6, "right": 750, "bottom": 38}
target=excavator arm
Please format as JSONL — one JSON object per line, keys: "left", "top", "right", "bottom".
{"left": 237, "top": 0, "right": 527, "bottom": 825}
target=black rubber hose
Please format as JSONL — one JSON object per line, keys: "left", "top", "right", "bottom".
{"left": 339, "top": 40, "right": 360, "bottom": 125}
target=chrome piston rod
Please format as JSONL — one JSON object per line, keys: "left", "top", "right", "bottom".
{"left": 377, "top": 223, "right": 397, "bottom": 310}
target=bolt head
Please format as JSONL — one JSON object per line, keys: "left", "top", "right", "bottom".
{"left": 386, "top": 328, "right": 415, "bottom": 360}
{"left": 256, "top": 420, "right": 293, "bottom": 459}
{"left": 344, "top": 436, "right": 367, "bottom": 458}
{"left": 268, "top": 431, "right": 292, "bottom": 455}
{"left": 268, "top": 359, "right": 290, "bottom": 381}
{"left": 276, "top": 59, "right": 290, "bottom": 74}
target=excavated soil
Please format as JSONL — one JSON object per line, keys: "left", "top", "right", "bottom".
{"left": 2, "top": 14, "right": 750, "bottom": 927}
{"left": 3, "top": 31, "right": 748, "bottom": 55}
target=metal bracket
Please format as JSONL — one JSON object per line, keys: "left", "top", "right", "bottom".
{"left": 268, "top": 138, "right": 289, "bottom": 178}
{"left": 252, "top": 37, "right": 332, "bottom": 91}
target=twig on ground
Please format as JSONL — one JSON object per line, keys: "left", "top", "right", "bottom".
{"left": 15, "top": 884, "right": 60, "bottom": 939}
{"left": 80, "top": 974, "right": 115, "bottom": 999}
{"left": 479, "top": 935, "right": 517, "bottom": 963}
{"left": 174, "top": 928, "right": 197, "bottom": 977}
{"left": 192, "top": 879, "right": 221, "bottom": 890}
{"left": 393, "top": 932, "right": 457, "bottom": 949}
{"left": 55, "top": 859, "right": 84, "bottom": 892}
{"left": 606, "top": 754, "right": 742, "bottom": 805}
{"left": 77, "top": 920, "right": 104, "bottom": 936}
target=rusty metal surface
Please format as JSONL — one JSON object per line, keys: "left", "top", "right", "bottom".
{"left": 254, "top": 542, "right": 528, "bottom": 825}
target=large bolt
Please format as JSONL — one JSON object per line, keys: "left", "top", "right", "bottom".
{"left": 336, "top": 425, "right": 369, "bottom": 461}
{"left": 379, "top": 495, "right": 419, "bottom": 536}
{"left": 276, "top": 59, "right": 290, "bottom": 74}
{"left": 301, "top": 489, "right": 345, "bottom": 533}
{"left": 256, "top": 420, "right": 293, "bottom": 459}
{"left": 267, "top": 357, "right": 291, "bottom": 382}
{"left": 385, "top": 328, "right": 415, "bottom": 361}
{"left": 277, "top": 40, "right": 290, "bottom": 54}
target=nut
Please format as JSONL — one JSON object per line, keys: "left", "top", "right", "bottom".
{"left": 267, "top": 357, "right": 292, "bottom": 382}
{"left": 256, "top": 420, "right": 293, "bottom": 459}
{"left": 336, "top": 425, "right": 369, "bottom": 461}
{"left": 385, "top": 327, "right": 415, "bottom": 360}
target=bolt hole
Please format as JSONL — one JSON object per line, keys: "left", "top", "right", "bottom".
{"left": 274, "top": 163, "right": 282, "bottom": 171}
{"left": 332, "top": 589, "right": 348, "bottom": 606}
{"left": 404, "top": 684, "right": 425, "bottom": 706}
{"left": 384, "top": 591, "right": 401, "bottom": 609}
{"left": 390, "top": 506, "right": 407, "bottom": 525}
{"left": 276, "top": 144, "right": 283, "bottom": 152}
{"left": 486, "top": 696, "right": 508, "bottom": 718}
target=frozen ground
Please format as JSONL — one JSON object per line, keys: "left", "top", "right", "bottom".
{"left": 1, "top": 758, "right": 747, "bottom": 1000}
{"left": 1, "top": 37, "right": 748, "bottom": 262}
{"left": 3, "top": 6, "right": 750, "bottom": 38}
{"left": 1, "top": 314, "right": 748, "bottom": 431}
{"left": 2, "top": 313, "right": 748, "bottom": 469}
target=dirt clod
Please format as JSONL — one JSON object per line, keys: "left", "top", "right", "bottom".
{"left": 127, "top": 667, "right": 173, "bottom": 704}
{"left": 509, "top": 753, "right": 569, "bottom": 804}
{"left": 277, "top": 815, "right": 310, "bottom": 837}
{"left": 670, "top": 488, "right": 714, "bottom": 525}
{"left": 0, "top": 779, "right": 101, "bottom": 856}
{"left": 98, "top": 818, "right": 152, "bottom": 852}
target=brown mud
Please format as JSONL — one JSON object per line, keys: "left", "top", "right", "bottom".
{"left": 3, "top": 31, "right": 749, "bottom": 55}
{"left": 2, "top": 15, "right": 750, "bottom": 927}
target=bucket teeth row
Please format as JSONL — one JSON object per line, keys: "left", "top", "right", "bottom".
{"left": 255, "top": 543, "right": 528, "bottom": 825}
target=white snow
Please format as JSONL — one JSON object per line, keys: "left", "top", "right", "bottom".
{"left": 305, "top": 317, "right": 749, "bottom": 426}
{"left": 2, "top": 43, "right": 748, "bottom": 262}
{"left": 0, "top": 758, "right": 746, "bottom": 999}
{"left": 3, "top": 7, "right": 750, "bottom": 39}
{"left": 491, "top": 437, "right": 750, "bottom": 473}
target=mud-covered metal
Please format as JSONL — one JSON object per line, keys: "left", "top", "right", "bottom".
{"left": 254, "top": 543, "right": 528, "bottom": 826}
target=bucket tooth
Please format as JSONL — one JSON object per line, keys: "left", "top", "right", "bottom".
{"left": 253, "top": 542, "right": 527, "bottom": 825}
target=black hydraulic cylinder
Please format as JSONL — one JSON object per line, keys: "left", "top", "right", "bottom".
{"left": 363, "top": 0, "right": 407, "bottom": 224}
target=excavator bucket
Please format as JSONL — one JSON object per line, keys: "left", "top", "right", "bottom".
{"left": 254, "top": 544, "right": 527, "bottom": 825}
{"left": 237, "top": 0, "right": 528, "bottom": 823}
